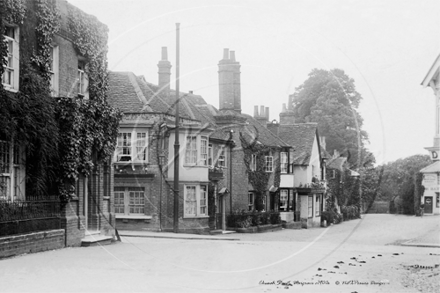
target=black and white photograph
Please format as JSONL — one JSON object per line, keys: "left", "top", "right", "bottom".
{"left": 0, "top": 0, "right": 439, "bottom": 292}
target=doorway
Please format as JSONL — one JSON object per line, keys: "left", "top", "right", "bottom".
{"left": 424, "top": 197, "right": 433, "bottom": 214}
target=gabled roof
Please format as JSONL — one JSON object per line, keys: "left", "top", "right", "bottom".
{"left": 421, "top": 54, "right": 440, "bottom": 87}
{"left": 278, "top": 123, "right": 319, "bottom": 165}
{"left": 420, "top": 160, "right": 440, "bottom": 173}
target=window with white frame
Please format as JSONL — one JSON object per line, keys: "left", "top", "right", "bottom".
{"left": 315, "top": 195, "right": 321, "bottom": 216}
{"left": 49, "top": 45, "right": 59, "bottom": 97}
{"left": 280, "top": 190, "right": 288, "bottom": 211}
{"left": 184, "top": 185, "right": 208, "bottom": 217}
{"left": 77, "top": 60, "right": 88, "bottom": 98}
{"left": 208, "top": 144, "right": 213, "bottom": 166}
{"left": 265, "top": 155, "right": 273, "bottom": 172}
{"left": 2, "top": 25, "right": 19, "bottom": 91}
{"left": 115, "top": 130, "right": 148, "bottom": 163}
{"left": 280, "top": 152, "right": 288, "bottom": 173}
{"left": 218, "top": 146, "right": 226, "bottom": 167}
{"left": 308, "top": 196, "right": 313, "bottom": 218}
{"left": 250, "top": 154, "right": 256, "bottom": 171}
{"left": 0, "top": 139, "right": 25, "bottom": 201}
{"left": 248, "top": 192, "right": 254, "bottom": 211}
{"left": 289, "top": 149, "right": 294, "bottom": 173}
{"left": 113, "top": 186, "right": 145, "bottom": 215}
{"left": 185, "top": 136, "right": 197, "bottom": 164}
{"left": 200, "top": 136, "right": 208, "bottom": 166}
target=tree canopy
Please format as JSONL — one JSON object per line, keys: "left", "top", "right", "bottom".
{"left": 291, "top": 68, "right": 373, "bottom": 167}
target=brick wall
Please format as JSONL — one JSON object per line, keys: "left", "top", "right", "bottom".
{"left": 0, "top": 229, "right": 65, "bottom": 259}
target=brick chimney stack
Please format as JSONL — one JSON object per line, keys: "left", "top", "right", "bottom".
{"left": 280, "top": 95, "right": 295, "bottom": 125}
{"left": 219, "top": 49, "right": 241, "bottom": 113}
{"left": 158, "top": 47, "right": 171, "bottom": 97}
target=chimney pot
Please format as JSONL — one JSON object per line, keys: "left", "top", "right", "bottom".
{"left": 260, "top": 105, "right": 265, "bottom": 118}
{"left": 230, "top": 51, "right": 236, "bottom": 62}
{"left": 254, "top": 105, "right": 259, "bottom": 117}
{"left": 189, "top": 90, "right": 193, "bottom": 94}
{"left": 265, "top": 107, "right": 269, "bottom": 120}
{"left": 288, "top": 95, "right": 293, "bottom": 111}
{"left": 282, "top": 103, "right": 287, "bottom": 112}
{"left": 161, "top": 47, "right": 168, "bottom": 60}
{"left": 223, "top": 48, "right": 229, "bottom": 60}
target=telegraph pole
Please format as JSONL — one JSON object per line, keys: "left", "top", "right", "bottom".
{"left": 173, "top": 23, "right": 180, "bottom": 233}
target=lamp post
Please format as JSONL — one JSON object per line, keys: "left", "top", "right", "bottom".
{"left": 228, "top": 129, "right": 235, "bottom": 216}
{"left": 173, "top": 23, "right": 180, "bottom": 233}
{"left": 159, "top": 154, "right": 165, "bottom": 232}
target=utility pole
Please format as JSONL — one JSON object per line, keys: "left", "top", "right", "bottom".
{"left": 173, "top": 23, "right": 180, "bottom": 233}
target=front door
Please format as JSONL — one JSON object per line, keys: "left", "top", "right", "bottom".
{"left": 424, "top": 197, "right": 433, "bottom": 214}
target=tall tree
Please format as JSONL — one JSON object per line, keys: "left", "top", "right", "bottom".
{"left": 292, "top": 68, "right": 372, "bottom": 167}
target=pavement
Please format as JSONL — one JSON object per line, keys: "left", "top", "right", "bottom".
{"left": 0, "top": 214, "right": 439, "bottom": 293}
{"left": 118, "top": 213, "right": 440, "bottom": 247}
{"left": 118, "top": 229, "right": 240, "bottom": 241}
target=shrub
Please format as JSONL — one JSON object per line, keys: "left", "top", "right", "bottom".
{"left": 227, "top": 211, "right": 281, "bottom": 228}
{"left": 333, "top": 212, "right": 343, "bottom": 224}
{"left": 341, "top": 205, "right": 360, "bottom": 221}
{"left": 320, "top": 211, "right": 334, "bottom": 224}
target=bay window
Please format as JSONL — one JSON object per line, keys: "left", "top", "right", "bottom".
{"left": 185, "top": 136, "right": 197, "bottom": 164}
{"left": 218, "top": 146, "right": 226, "bottom": 167}
{"left": 184, "top": 184, "right": 208, "bottom": 217}
{"left": 200, "top": 136, "right": 208, "bottom": 166}
{"left": 280, "top": 152, "right": 288, "bottom": 173}
{"left": 115, "top": 130, "right": 148, "bottom": 163}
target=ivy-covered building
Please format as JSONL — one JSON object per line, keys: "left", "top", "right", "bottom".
{"left": 0, "top": 0, "right": 120, "bottom": 257}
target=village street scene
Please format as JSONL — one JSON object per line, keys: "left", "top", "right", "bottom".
{"left": 0, "top": 0, "right": 439, "bottom": 292}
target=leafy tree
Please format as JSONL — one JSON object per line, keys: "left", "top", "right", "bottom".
{"left": 292, "top": 68, "right": 373, "bottom": 168}
{"left": 378, "top": 154, "right": 431, "bottom": 214}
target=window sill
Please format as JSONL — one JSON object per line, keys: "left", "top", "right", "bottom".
{"left": 116, "top": 214, "right": 152, "bottom": 220}
{"left": 183, "top": 215, "right": 209, "bottom": 219}
{"left": 3, "top": 87, "right": 18, "bottom": 93}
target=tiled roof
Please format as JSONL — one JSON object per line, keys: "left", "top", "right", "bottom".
{"left": 278, "top": 123, "right": 318, "bottom": 165}
{"left": 107, "top": 72, "right": 153, "bottom": 112}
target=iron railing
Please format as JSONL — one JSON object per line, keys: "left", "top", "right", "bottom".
{"left": 0, "top": 198, "right": 61, "bottom": 236}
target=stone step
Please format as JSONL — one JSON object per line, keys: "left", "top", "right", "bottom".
{"left": 81, "top": 235, "right": 114, "bottom": 247}
{"left": 282, "top": 221, "right": 302, "bottom": 229}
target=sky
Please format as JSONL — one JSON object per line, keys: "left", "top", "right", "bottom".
{"left": 69, "top": 0, "right": 440, "bottom": 164}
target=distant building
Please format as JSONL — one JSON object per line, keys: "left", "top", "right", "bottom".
{"left": 420, "top": 54, "right": 440, "bottom": 215}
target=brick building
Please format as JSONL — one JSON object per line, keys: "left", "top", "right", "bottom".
{"left": 1, "top": 0, "right": 115, "bottom": 258}
{"left": 108, "top": 47, "right": 331, "bottom": 232}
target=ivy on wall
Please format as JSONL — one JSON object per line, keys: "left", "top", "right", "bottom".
{"left": 32, "top": 0, "right": 61, "bottom": 82}
{"left": 239, "top": 130, "right": 280, "bottom": 211}
{"left": 0, "top": 0, "right": 121, "bottom": 201}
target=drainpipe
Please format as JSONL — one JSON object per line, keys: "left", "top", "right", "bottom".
{"left": 228, "top": 130, "right": 235, "bottom": 215}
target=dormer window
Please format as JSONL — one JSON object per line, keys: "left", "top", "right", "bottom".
{"left": 2, "top": 25, "right": 19, "bottom": 92}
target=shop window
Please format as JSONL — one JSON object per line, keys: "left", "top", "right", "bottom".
{"left": 436, "top": 193, "right": 439, "bottom": 208}
{"left": 280, "top": 190, "right": 288, "bottom": 211}
{"left": 308, "top": 196, "right": 313, "bottom": 218}
{"left": 2, "top": 25, "right": 19, "bottom": 92}
{"left": 184, "top": 184, "right": 208, "bottom": 217}
{"left": 315, "top": 195, "right": 321, "bottom": 216}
